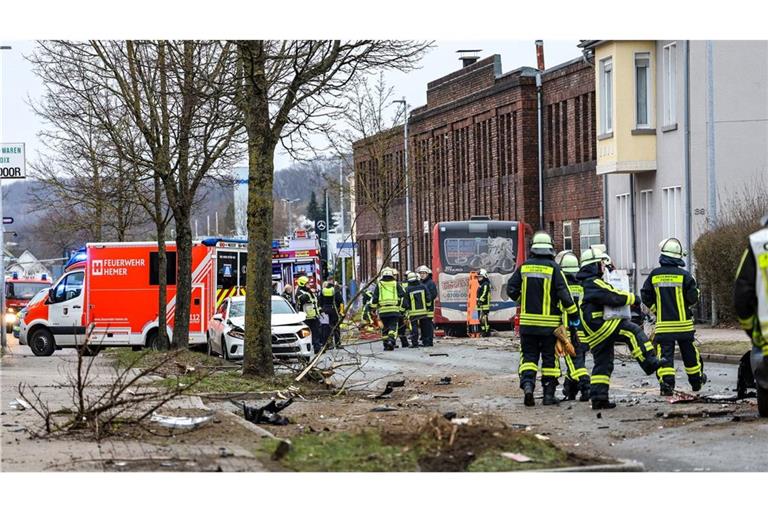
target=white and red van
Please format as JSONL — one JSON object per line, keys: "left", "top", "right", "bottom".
{"left": 19, "top": 238, "right": 248, "bottom": 356}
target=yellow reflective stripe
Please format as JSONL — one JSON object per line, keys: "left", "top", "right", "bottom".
{"left": 684, "top": 364, "right": 702, "bottom": 375}
{"left": 521, "top": 275, "right": 528, "bottom": 315}
{"left": 594, "top": 279, "right": 633, "bottom": 304}
{"left": 591, "top": 375, "right": 611, "bottom": 385}
{"left": 738, "top": 315, "right": 755, "bottom": 330}
{"left": 585, "top": 318, "right": 620, "bottom": 348}
{"left": 541, "top": 367, "right": 561, "bottom": 377}
{"left": 657, "top": 367, "right": 676, "bottom": 377}
{"left": 643, "top": 342, "right": 654, "bottom": 352}
{"left": 565, "top": 355, "right": 577, "bottom": 375}
{"left": 571, "top": 368, "right": 589, "bottom": 379}
{"left": 675, "top": 286, "right": 685, "bottom": 321}
{"left": 564, "top": 302, "right": 578, "bottom": 315}
{"left": 652, "top": 274, "right": 684, "bottom": 285}
{"left": 542, "top": 275, "right": 552, "bottom": 315}
{"left": 592, "top": 311, "right": 604, "bottom": 318}
{"left": 519, "top": 362, "right": 539, "bottom": 373}
{"left": 521, "top": 265, "right": 554, "bottom": 275}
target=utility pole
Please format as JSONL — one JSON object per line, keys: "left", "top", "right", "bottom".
{"left": 0, "top": 45, "right": 12, "bottom": 351}
{"left": 324, "top": 188, "right": 331, "bottom": 279}
{"left": 393, "top": 97, "right": 412, "bottom": 270}
{"left": 339, "top": 159, "right": 347, "bottom": 302}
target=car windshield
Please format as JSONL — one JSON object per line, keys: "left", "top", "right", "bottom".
{"left": 229, "top": 300, "right": 245, "bottom": 318}
{"left": 6, "top": 282, "right": 50, "bottom": 300}
{"left": 272, "top": 297, "right": 295, "bottom": 315}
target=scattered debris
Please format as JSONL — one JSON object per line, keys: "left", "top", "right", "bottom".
{"left": 159, "top": 461, "right": 177, "bottom": 468}
{"left": 501, "top": 452, "right": 532, "bottom": 463}
{"left": 9, "top": 398, "right": 31, "bottom": 411}
{"left": 597, "top": 425, "right": 609, "bottom": 429}
{"left": 534, "top": 434, "right": 549, "bottom": 441}
{"left": 272, "top": 439, "right": 292, "bottom": 461}
{"left": 477, "top": 347, "right": 490, "bottom": 351}
{"left": 175, "top": 362, "right": 196, "bottom": 374}
{"left": 371, "top": 380, "right": 406, "bottom": 399}
{"left": 429, "top": 353, "right": 449, "bottom": 357}
{"left": 436, "top": 377, "right": 452, "bottom": 386}
{"left": 433, "top": 395, "right": 459, "bottom": 399}
{"left": 450, "top": 418, "right": 470, "bottom": 425}
{"left": 150, "top": 413, "right": 214, "bottom": 430}
{"left": 596, "top": 412, "right": 602, "bottom": 419}
{"left": 370, "top": 406, "right": 399, "bottom": 413}
{"left": 113, "top": 461, "right": 127, "bottom": 467}
{"left": 657, "top": 408, "right": 734, "bottom": 419}
{"left": 241, "top": 398, "right": 295, "bottom": 426}
{"left": 3, "top": 424, "right": 26, "bottom": 433}
{"left": 218, "top": 447, "right": 234, "bottom": 458}
{"left": 443, "top": 412, "right": 458, "bottom": 420}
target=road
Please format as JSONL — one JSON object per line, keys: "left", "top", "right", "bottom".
{"left": 331, "top": 335, "right": 768, "bottom": 471}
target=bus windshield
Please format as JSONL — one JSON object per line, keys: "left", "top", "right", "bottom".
{"left": 439, "top": 222, "right": 518, "bottom": 274}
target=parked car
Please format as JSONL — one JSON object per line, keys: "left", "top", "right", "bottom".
{"left": 206, "top": 295, "right": 313, "bottom": 361}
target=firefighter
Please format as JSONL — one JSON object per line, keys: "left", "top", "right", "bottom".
{"left": 555, "top": 250, "right": 590, "bottom": 402}
{"left": 319, "top": 278, "right": 345, "bottom": 349}
{"left": 734, "top": 214, "right": 768, "bottom": 417}
{"left": 281, "top": 284, "right": 295, "bottom": 309}
{"left": 370, "top": 268, "right": 409, "bottom": 351}
{"left": 361, "top": 286, "right": 375, "bottom": 328}
{"left": 507, "top": 232, "right": 580, "bottom": 407}
{"left": 405, "top": 271, "right": 430, "bottom": 348}
{"left": 295, "top": 276, "right": 321, "bottom": 353}
{"left": 641, "top": 238, "right": 704, "bottom": 396}
{"left": 578, "top": 246, "right": 662, "bottom": 409}
{"left": 477, "top": 268, "right": 492, "bottom": 337}
{"left": 417, "top": 265, "right": 437, "bottom": 346}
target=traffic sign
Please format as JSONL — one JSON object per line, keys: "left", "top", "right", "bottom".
{"left": 2, "top": 217, "right": 12, "bottom": 224}
{"left": 0, "top": 143, "right": 26, "bottom": 179}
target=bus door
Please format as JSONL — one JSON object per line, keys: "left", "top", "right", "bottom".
{"left": 216, "top": 251, "right": 239, "bottom": 308}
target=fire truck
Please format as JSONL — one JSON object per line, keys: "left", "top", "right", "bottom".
{"left": 271, "top": 230, "right": 322, "bottom": 291}
{"left": 18, "top": 238, "right": 247, "bottom": 356}
{"left": 5, "top": 273, "right": 53, "bottom": 334}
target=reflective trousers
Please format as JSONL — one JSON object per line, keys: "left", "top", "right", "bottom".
{"left": 381, "top": 315, "right": 400, "bottom": 348}
{"left": 655, "top": 332, "right": 704, "bottom": 388}
{"left": 480, "top": 310, "right": 490, "bottom": 336}
{"left": 563, "top": 336, "right": 590, "bottom": 385}
{"left": 518, "top": 333, "right": 559, "bottom": 390}
{"left": 409, "top": 316, "right": 434, "bottom": 347}
{"left": 590, "top": 320, "right": 656, "bottom": 401}
{"left": 306, "top": 318, "right": 322, "bottom": 352}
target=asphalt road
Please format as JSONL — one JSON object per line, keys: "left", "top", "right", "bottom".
{"left": 332, "top": 335, "right": 768, "bottom": 471}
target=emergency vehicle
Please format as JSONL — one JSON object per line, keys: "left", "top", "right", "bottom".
{"left": 18, "top": 238, "right": 248, "bottom": 356}
{"left": 5, "top": 273, "right": 53, "bottom": 334}
{"left": 272, "top": 230, "right": 322, "bottom": 291}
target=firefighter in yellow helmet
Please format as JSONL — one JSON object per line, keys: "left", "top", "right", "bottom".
{"left": 507, "top": 232, "right": 580, "bottom": 406}
{"left": 734, "top": 214, "right": 768, "bottom": 417}
{"left": 641, "top": 237, "right": 704, "bottom": 396}
{"left": 477, "top": 268, "right": 492, "bottom": 337}
{"left": 555, "top": 250, "right": 590, "bottom": 401}
{"left": 578, "top": 246, "right": 662, "bottom": 409}
{"left": 370, "top": 267, "right": 409, "bottom": 351}
{"left": 295, "top": 275, "right": 321, "bottom": 353}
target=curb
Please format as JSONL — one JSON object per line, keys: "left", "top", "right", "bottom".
{"left": 191, "top": 394, "right": 277, "bottom": 439}
{"left": 534, "top": 458, "right": 645, "bottom": 472}
{"left": 681, "top": 353, "right": 742, "bottom": 365}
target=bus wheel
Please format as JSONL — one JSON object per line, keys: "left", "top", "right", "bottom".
{"left": 29, "top": 329, "right": 56, "bottom": 357}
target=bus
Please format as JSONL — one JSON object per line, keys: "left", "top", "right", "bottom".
{"left": 431, "top": 217, "right": 528, "bottom": 335}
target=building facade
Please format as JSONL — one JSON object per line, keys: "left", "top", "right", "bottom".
{"left": 581, "top": 40, "right": 768, "bottom": 291}
{"left": 354, "top": 52, "right": 603, "bottom": 281}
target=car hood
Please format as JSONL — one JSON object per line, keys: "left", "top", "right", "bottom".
{"left": 228, "top": 313, "right": 306, "bottom": 329}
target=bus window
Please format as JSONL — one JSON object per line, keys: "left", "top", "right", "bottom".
{"left": 439, "top": 224, "right": 518, "bottom": 274}
{"left": 217, "top": 251, "right": 239, "bottom": 290}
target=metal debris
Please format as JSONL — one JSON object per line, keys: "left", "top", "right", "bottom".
{"left": 272, "top": 439, "right": 292, "bottom": 461}
{"left": 534, "top": 434, "right": 549, "bottom": 441}
{"left": 150, "top": 413, "right": 214, "bottom": 430}
{"left": 437, "top": 377, "right": 452, "bottom": 386}
{"left": 9, "top": 398, "right": 31, "bottom": 411}
{"left": 241, "top": 398, "right": 294, "bottom": 426}
{"left": 443, "top": 412, "right": 457, "bottom": 420}
{"left": 501, "top": 452, "right": 532, "bottom": 463}
{"left": 370, "top": 406, "right": 398, "bottom": 413}
{"left": 450, "top": 417, "right": 470, "bottom": 425}
{"left": 428, "top": 353, "right": 449, "bottom": 357}
{"left": 372, "top": 380, "right": 406, "bottom": 399}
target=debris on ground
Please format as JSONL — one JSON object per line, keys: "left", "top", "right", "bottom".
{"left": 371, "top": 380, "right": 406, "bottom": 399}
{"left": 450, "top": 418, "right": 470, "bottom": 425}
{"left": 429, "top": 353, "right": 449, "bottom": 357}
{"left": 534, "top": 434, "right": 549, "bottom": 441}
{"left": 241, "top": 397, "right": 294, "bottom": 426}
{"left": 500, "top": 452, "right": 533, "bottom": 463}
{"left": 9, "top": 398, "right": 31, "bottom": 411}
{"left": 150, "top": 413, "right": 214, "bottom": 430}
{"left": 443, "top": 412, "right": 457, "bottom": 420}
{"left": 370, "top": 406, "right": 399, "bottom": 413}
{"left": 436, "top": 376, "right": 452, "bottom": 386}
{"left": 656, "top": 408, "right": 735, "bottom": 419}
{"left": 272, "top": 439, "right": 292, "bottom": 460}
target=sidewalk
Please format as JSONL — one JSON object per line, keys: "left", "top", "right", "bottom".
{"left": 694, "top": 326, "right": 751, "bottom": 362}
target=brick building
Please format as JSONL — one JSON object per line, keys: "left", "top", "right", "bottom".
{"left": 354, "top": 53, "right": 603, "bottom": 281}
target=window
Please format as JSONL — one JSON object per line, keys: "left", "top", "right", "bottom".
{"left": 579, "top": 219, "right": 602, "bottom": 253}
{"left": 663, "top": 43, "right": 677, "bottom": 126}
{"left": 149, "top": 251, "right": 177, "bottom": 285}
{"left": 563, "top": 221, "right": 573, "bottom": 251}
{"left": 600, "top": 58, "right": 613, "bottom": 134}
{"left": 640, "top": 190, "right": 654, "bottom": 269}
{"left": 635, "top": 53, "right": 651, "bottom": 128}
{"left": 662, "top": 186, "right": 682, "bottom": 239}
{"left": 52, "top": 272, "right": 84, "bottom": 303}
{"left": 615, "top": 194, "right": 631, "bottom": 269}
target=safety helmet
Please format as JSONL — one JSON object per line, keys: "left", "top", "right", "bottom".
{"left": 555, "top": 250, "right": 580, "bottom": 274}
{"left": 381, "top": 268, "right": 395, "bottom": 278}
{"left": 416, "top": 265, "right": 431, "bottom": 275}
{"left": 659, "top": 237, "right": 686, "bottom": 259}
{"left": 580, "top": 245, "right": 606, "bottom": 267}
{"left": 530, "top": 231, "right": 555, "bottom": 256}
{"left": 297, "top": 276, "right": 309, "bottom": 286}
{"left": 478, "top": 268, "right": 488, "bottom": 279}
{"left": 407, "top": 271, "right": 419, "bottom": 282}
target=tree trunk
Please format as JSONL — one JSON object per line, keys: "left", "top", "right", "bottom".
{"left": 154, "top": 174, "right": 169, "bottom": 350}
{"left": 172, "top": 212, "right": 192, "bottom": 349}
{"left": 239, "top": 40, "right": 275, "bottom": 378}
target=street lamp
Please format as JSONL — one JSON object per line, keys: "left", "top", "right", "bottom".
{"left": 280, "top": 198, "right": 300, "bottom": 235}
{"left": 392, "top": 97, "right": 412, "bottom": 271}
{"left": 0, "top": 45, "right": 12, "bottom": 351}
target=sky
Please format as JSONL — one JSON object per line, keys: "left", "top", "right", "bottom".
{"left": 0, "top": 40, "right": 582, "bottom": 171}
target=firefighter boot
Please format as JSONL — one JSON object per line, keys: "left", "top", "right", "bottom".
{"left": 691, "top": 372, "right": 708, "bottom": 392}
{"left": 400, "top": 336, "right": 410, "bottom": 348}
{"left": 578, "top": 381, "right": 591, "bottom": 402}
{"left": 591, "top": 399, "right": 617, "bottom": 410}
{"left": 659, "top": 382, "right": 674, "bottom": 396}
{"left": 562, "top": 377, "right": 578, "bottom": 401}
{"left": 542, "top": 381, "right": 560, "bottom": 406}
{"left": 523, "top": 382, "right": 535, "bottom": 407}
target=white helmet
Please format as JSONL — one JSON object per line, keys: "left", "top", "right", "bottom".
{"left": 381, "top": 267, "right": 395, "bottom": 278}
{"left": 416, "top": 265, "right": 431, "bottom": 275}
{"left": 580, "top": 245, "right": 606, "bottom": 267}
{"left": 478, "top": 268, "right": 489, "bottom": 279}
{"left": 659, "top": 237, "right": 686, "bottom": 259}
{"left": 555, "top": 251, "right": 580, "bottom": 274}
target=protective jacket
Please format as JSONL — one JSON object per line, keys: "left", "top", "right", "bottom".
{"left": 421, "top": 275, "right": 438, "bottom": 318}
{"left": 319, "top": 284, "right": 344, "bottom": 315}
{"left": 406, "top": 281, "right": 429, "bottom": 319}
{"left": 477, "top": 279, "right": 491, "bottom": 312}
{"left": 576, "top": 262, "right": 636, "bottom": 348}
{"left": 641, "top": 255, "right": 699, "bottom": 334}
{"left": 507, "top": 254, "right": 578, "bottom": 335}
{"left": 735, "top": 226, "right": 768, "bottom": 355}
{"left": 296, "top": 286, "right": 319, "bottom": 320}
{"left": 371, "top": 278, "right": 409, "bottom": 318}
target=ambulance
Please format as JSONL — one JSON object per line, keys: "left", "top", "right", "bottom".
{"left": 18, "top": 238, "right": 248, "bottom": 356}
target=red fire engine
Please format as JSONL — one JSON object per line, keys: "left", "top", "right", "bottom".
{"left": 5, "top": 273, "right": 53, "bottom": 334}
{"left": 18, "top": 238, "right": 247, "bottom": 356}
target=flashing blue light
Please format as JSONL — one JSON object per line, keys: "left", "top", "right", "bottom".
{"left": 201, "top": 237, "right": 248, "bottom": 247}
{"left": 65, "top": 247, "right": 87, "bottom": 268}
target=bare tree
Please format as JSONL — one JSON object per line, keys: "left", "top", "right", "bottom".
{"left": 235, "top": 40, "right": 430, "bottom": 378}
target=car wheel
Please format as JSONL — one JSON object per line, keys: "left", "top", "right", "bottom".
{"left": 758, "top": 386, "right": 768, "bottom": 418}
{"left": 220, "top": 335, "right": 229, "bottom": 361}
{"left": 206, "top": 334, "right": 213, "bottom": 357}
{"left": 146, "top": 330, "right": 168, "bottom": 351}
{"left": 29, "top": 328, "right": 56, "bottom": 357}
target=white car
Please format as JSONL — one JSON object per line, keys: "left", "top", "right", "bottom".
{"left": 206, "top": 295, "right": 313, "bottom": 361}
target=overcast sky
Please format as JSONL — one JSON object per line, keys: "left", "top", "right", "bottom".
{"left": 0, "top": 40, "right": 581, "bottom": 171}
